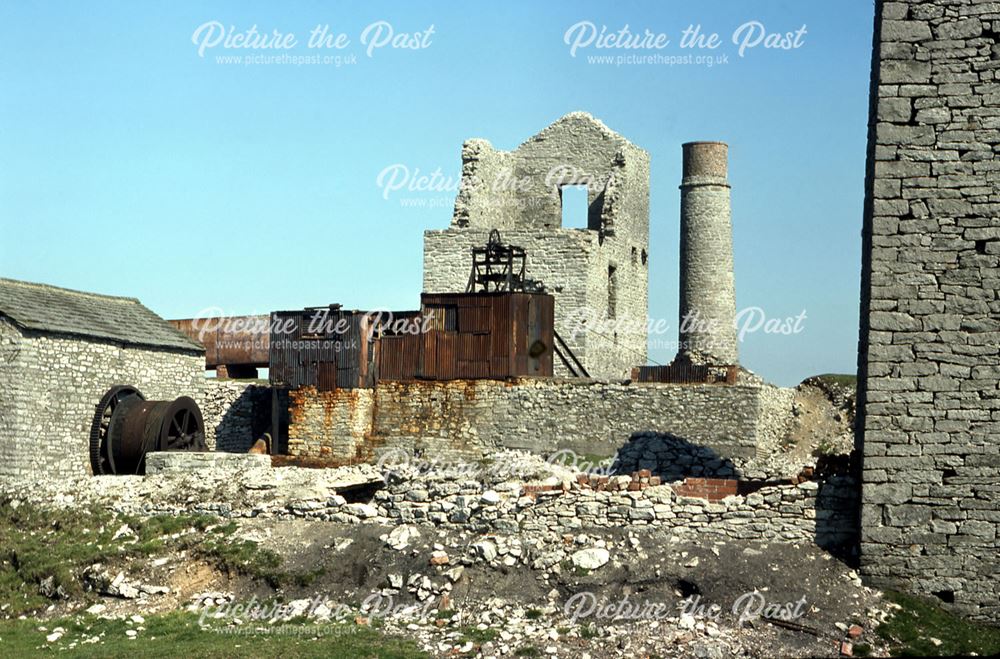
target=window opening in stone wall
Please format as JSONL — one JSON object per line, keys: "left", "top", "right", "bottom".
{"left": 560, "top": 185, "right": 589, "bottom": 229}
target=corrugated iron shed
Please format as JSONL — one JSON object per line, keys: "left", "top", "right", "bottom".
{"left": 380, "top": 291, "right": 554, "bottom": 381}
{"left": 269, "top": 306, "right": 376, "bottom": 390}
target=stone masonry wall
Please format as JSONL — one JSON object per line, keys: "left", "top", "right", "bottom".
{"left": 286, "top": 378, "right": 789, "bottom": 473}
{"left": 858, "top": 0, "right": 1000, "bottom": 620}
{"left": 287, "top": 386, "right": 375, "bottom": 461}
{"left": 376, "top": 470, "right": 860, "bottom": 556}
{"left": 0, "top": 323, "right": 204, "bottom": 480}
{"left": 423, "top": 112, "right": 650, "bottom": 380}
{"left": 197, "top": 380, "right": 271, "bottom": 453}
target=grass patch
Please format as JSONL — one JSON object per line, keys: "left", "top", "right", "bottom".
{"left": 0, "top": 501, "right": 177, "bottom": 614}
{"left": 558, "top": 559, "right": 590, "bottom": 577}
{"left": 0, "top": 500, "right": 314, "bottom": 616}
{"left": 876, "top": 590, "right": 1000, "bottom": 657}
{"left": 459, "top": 625, "right": 498, "bottom": 644}
{"left": 811, "top": 373, "right": 858, "bottom": 388}
{"left": 515, "top": 645, "right": 539, "bottom": 657}
{"left": 0, "top": 610, "right": 426, "bottom": 658}
{"left": 525, "top": 608, "right": 543, "bottom": 620}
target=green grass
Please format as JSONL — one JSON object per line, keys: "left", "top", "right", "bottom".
{"left": 458, "top": 625, "right": 498, "bottom": 644}
{"left": 558, "top": 559, "right": 590, "bottom": 577}
{"left": 811, "top": 373, "right": 858, "bottom": 388}
{"left": 0, "top": 500, "right": 313, "bottom": 616}
{"left": 525, "top": 608, "right": 543, "bottom": 620}
{"left": 876, "top": 591, "right": 1000, "bottom": 657}
{"left": 0, "top": 611, "right": 426, "bottom": 658}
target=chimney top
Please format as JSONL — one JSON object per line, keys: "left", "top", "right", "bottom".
{"left": 682, "top": 142, "right": 728, "bottom": 183}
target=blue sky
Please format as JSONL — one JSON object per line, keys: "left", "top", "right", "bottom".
{"left": 0, "top": 1, "right": 875, "bottom": 386}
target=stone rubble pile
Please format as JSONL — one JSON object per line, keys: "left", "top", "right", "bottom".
{"left": 2, "top": 449, "right": 858, "bottom": 551}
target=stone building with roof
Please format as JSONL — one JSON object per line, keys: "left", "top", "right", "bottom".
{"left": 0, "top": 278, "right": 205, "bottom": 479}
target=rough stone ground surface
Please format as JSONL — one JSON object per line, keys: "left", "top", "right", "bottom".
{"left": 222, "top": 520, "right": 889, "bottom": 658}
{"left": 5, "top": 514, "right": 893, "bottom": 658}
{"left": 0, "top": 439, "right": 888, "bottom": 657}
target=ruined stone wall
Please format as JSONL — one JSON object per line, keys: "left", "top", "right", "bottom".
{"left": 754, "top": 384, "right": 798, "bottom": 460}
{"left": 423, "top": 112, "right": 650, "bottom": 380}
{"left": 378, "top": 472, "right": 859, "bottom": 554}
{"left": 286, "top": 378, "right": 783, "bottom": 470}
{"left": 0, "top": 323, "right": 204, "bottom": 480}
{"left": 197, "top": 380, "right": 271, "bottom": 453}
{"left": 858, "top": 0, "right": 1000, "bottom": 621}
{"left": 0, "top": 459, "right": 860, "bottom": 558}
{"left": 423, "top": 227, "right": 648, "bottom": 380}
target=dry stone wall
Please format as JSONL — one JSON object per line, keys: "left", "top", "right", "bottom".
{"left": 197, "top": 380, "right": 271, "bottom": 453}
{"left": 0, "top": 454, "right": 858, "bottom": 558}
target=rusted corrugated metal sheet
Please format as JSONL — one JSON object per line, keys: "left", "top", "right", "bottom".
{"left": 631, "top": 363, "right": 738, "bottom": 385}
{"left": 169, "top": 316, "right": 270, "bottom": 369}
{"left": 376, "top": 333, "right": 421, "bottom": 381}
{"left": 269, "top": 306, "right": 375, "bottom": 390}
{"left": 383, "top": 292, "right": 553, "bottom": 381}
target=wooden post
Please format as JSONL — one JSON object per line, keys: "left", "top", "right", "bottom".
{"left": 270, "top": 387, "right": 280, "bottom": 456}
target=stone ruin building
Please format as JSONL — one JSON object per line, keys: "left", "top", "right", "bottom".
{"left": 422, "top": 112, "right": 650, "bottom": 380}
{"left": 0, "top": 114, "right": 791, "bottom": 485}
{"left": 1, "top": 0, "right": 999, "bottom": 622}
